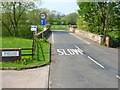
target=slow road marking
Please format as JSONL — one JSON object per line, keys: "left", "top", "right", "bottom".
{"left": 70, "top": 33, "right": 91, "bottom": 45}
{"left": 57, "top": 46, "right": 83, "bottom": 55}
{"left": 57, "top": 45, "right": 105, "bottom": 69}
{"left": 87, "top": 56, "right": 105, "bottom": 69}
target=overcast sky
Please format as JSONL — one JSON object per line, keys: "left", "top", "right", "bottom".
{"left": 40, "top": 0, "right": 79, "bottom": 15}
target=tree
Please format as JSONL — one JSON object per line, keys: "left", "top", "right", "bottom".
{"left": 77, "top": 2, "right": 119, "bottom": 35}
{"left": 1, "top": 1, "right": 36, "bottom": 37}
{"left": 63, "top": 13, "right": 78, "bottom": 25}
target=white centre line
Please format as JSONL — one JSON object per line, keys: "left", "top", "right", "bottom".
{"left": 52, "top": 32, "right": 54, "bottom": 44}
{"left": 116, "top": 75, "right": 120, "bottom": 79}
{"left": 70, "top": 33, "right": 91, "bottom": 45}
{"left": 87, "top": 56, "right": 105, "bottom": 69}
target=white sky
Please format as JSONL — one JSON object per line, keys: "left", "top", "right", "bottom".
{"left": 40, "top": 0, "right": 79, "bottom": 15}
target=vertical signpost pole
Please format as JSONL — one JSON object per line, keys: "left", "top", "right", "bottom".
{"left": 40, "top": 12, "right": 47, "bottom": 38}
{"left": 31, "top": 25, "right": 37, "bottom": 60}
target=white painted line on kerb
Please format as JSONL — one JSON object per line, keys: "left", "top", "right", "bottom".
{"left": 70, "top": 33, "right": 91, "bottom": 45}
{"left": 52, "top": 32, "right": 54, "bottom": 44}
{"left": 116, "top": 75, "right": 120, "bottom": 79}
{"left": 87, "top": 56, "right": 105, "bottom": 69}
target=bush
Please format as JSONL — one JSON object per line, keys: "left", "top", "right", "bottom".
{"left": 109, "top": 37, "right": 120, "bottom": 48}
{"left": 77, "top": 18, "right": 88, "bottom": 31}
{"left": 107, "top": 31, "right": 120, "bottom": 48}
{"left": 19, "top": 25, "right": 33, "bottom": 39}
{"left": 2, "top": 24, "right": 33, "bottom": 39}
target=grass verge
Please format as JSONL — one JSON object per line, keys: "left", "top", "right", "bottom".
{"left": 0, "top": 37, "right": 50, "bottom": 70}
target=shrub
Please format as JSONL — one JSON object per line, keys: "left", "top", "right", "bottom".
{"left": 77, "top": 18, "right": 88, "bottom": 31}
{"left": 107, "top": 31, "right": 120, "bottom": 48}
{"left": 19, "top": 25, "right": 33, "bottom": 39}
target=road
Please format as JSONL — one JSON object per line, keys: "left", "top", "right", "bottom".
{"left": 48, "top": 30, "right": 119, "bottom": 88}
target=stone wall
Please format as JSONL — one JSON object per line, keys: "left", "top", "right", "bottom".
{"left": 75, "top": 29, "right": 104, "bottom": 44}
{"left": 69, "top": 26, "right": 104, "bottom": 44}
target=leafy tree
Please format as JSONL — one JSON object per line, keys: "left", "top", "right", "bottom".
{"left": 63, "top": 13, "right": 78, "bottom": 25}
{"left": 77, "top": 1, "right": 120, "bottom": 47}
{"left": 1, "top": 1, "right": 36, "bottom": 37}
{"left": 77, "top": 2, "right": 119, "bottom": 35}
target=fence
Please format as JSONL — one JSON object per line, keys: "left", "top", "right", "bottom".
{"left": 1, "top": 25, "right": 51, "bottom": 62}
{"left": 21, "top": 48, "right": 34, "bottom": 59}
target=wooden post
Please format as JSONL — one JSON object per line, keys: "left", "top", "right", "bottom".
{"left": 19, "top": 48, "right": 21, "bottom": 61}
{"left": 32, "top": 39, "right": 35, "bottom": 60}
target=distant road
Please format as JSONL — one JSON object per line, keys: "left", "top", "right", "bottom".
{"left": 48, "top": 30, "right": 119, "bottom": 88}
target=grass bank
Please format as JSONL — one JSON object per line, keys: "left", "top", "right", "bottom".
{"left": 1, "top": 37, "right": 50, "bottom": 70}
{"left": 2, "top": 37, "right": 32, "bottom": 48}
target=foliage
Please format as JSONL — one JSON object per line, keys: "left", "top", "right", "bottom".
{"left": 106, "top": 31, "right": 120, "bottom": 47}
{"left": 1, "top": 1, "right": 79, "bottom": 38}
{"left": 51, "top": 25, "right": 69, "bottom": 30}
{"left": 1, "top": 2, "right": 36, "bottom": 37}
{"left": 76, "top": 18, "right": 88, "bottom": 31}
{"left": 63, "top": 13, "right": 78, "bottom": 25}
{"left": 77, "top": 1, "right": 120, "bottom": 47}
{"left": 77, "top": 2, "right": 119, "bottom": 34}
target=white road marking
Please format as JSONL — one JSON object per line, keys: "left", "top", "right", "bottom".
{"left": 52, "top": 32, "right": 54, "bottom": 44}
{"left": 75, "top": 46, "right": 83, "bottom": 52}
{"left": 116, "top": 75, "right": 120, "bottom": 79}
{"left": 70, "top": 49, "right": 83, "bottom": 55}
{"left": 57, "top": 46, "right": 84, "bottom": 56}
{"left": 63, "top": 49, "right": 70, "bottom": 55}
{"left": 87, "top": 56, "right": 105, "bottom": 69}
{"left": 70, "top": 33, "right": 91, "bottom": 45}
{"left": 57, "top": 49, "right": 64, "bottom": 55}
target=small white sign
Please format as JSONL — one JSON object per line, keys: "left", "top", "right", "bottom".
{"left": 2, "top": 51, "right": 19, "bottom": 57}
{"left": 31, "top": 25, "right": 37, "bottom": 31}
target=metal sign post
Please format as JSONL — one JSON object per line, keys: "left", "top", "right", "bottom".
{"left": 40, "top": 12, "right": 47, "bottom": 38}
{"left": 31, "top": 25, "right": 37, "bottom": 60}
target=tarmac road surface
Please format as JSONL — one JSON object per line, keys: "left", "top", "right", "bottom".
{"left": 48, "top": 30, "right": 119, "bottom": 88}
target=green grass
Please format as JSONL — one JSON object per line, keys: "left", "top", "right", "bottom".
{"left": 2, "top": 37, "right": 32, "bottom": 55}
{"left": 2, "top": 37, "right": 32, "bottom": 48}
{"left": 1, "top": 37, "right": 50, "bottom": 70}
{"left": 51, "top": 25, "right": 69, "bottom": 30}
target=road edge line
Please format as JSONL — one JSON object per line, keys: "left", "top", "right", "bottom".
{"left": 70, "top": 33, "right": 91, "bottom": 45}
{"left": 87, "top": 56, "right": 105, "bottom": 69}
